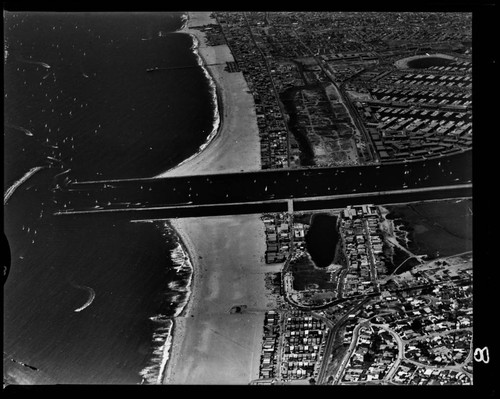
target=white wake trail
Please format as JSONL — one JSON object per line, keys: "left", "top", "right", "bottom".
{"left": 73, "top": 285, "right": 96, "bottom": 312}
{"left": 4, "top": 166, "right": 45, "bottom": 205}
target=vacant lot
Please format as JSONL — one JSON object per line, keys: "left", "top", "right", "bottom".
{"left": 290, "top": 253, "right": 336, "bottom": 291}
{"left": 386, "top": 199, "right": 472, "bottom": 258}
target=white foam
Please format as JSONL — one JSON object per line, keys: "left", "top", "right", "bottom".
{"left": 149, "top": 314, "right": 169, "bottom": 322}
{"left": 4, "top": 40, "right": 9, "bottom": 63}
{"left": 164, "top": 226, "right": 194, "bottom": 318}
{"left": 139, "top": 318, "right": 173, "bottom": 384}
{"left": 170, "top": 243, "right": 193, "bottom": 274}
{"left": 139, "top": 220, "right": 196, "bottom": 383}
{"left": 178, "top": 13, "right": 188, "bottom": 31}
{"left": 157, "top": 325, "right": 173, "bottom": 384}
{"left": 126, "top": 217, "right": 205, "bottom": 383}
{"left": 168, "top": 280, "right": 183, "bottom": 290}
{"left": 73, "top": 286, "right": 96, "bottom": 312}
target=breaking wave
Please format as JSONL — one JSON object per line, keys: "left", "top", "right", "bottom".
{"left": 137, "top": 221, "right": 194, "bottom": 384}
{"left": 139, "top": 317, "right": 173, "bottom": 384}
{"left": 163, "top": 223, "right": 193, "bottom": 319}
{"left": 179, "top": 13, "right": 188, "bottom": 31}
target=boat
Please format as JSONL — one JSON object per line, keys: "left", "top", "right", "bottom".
{"left": 47, "top": 156, "right": 62, "bottom": 163}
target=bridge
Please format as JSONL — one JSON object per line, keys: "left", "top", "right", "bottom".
{"left": 54, "top": 149, "right": 472, "bottom": 218}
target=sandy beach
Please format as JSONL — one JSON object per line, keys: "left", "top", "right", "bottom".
{"left": 155, "top": 11, "right": 261, "bottom": 177}
{"left": 155, "top": 12, "right": 275, "bottom": 385}
{"left": 162, "top": 215, "right": 281, "bottom": 384}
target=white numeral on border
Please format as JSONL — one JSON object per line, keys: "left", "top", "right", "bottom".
{"left": 474, "top": 347, "right": 489, "bottom": 364}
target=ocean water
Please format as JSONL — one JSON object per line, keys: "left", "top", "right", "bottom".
{"left": 4, "top": 11, "right": 213, "bottom": 384}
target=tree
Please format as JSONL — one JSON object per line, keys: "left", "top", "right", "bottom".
{"left": 411, "top": 318, "right": 423, "bottom": 332}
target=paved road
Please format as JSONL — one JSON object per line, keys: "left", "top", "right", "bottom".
{"left": 380, "top": 326, "right": 405, "bottom": 381}
{"left": 316, "top": 298, "right": 370, "bottom": 384}
{"left": 331, "top": 323, "right": 363, "bottom": 384}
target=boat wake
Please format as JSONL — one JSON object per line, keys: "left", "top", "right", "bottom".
{"left": 4, "top": 166, "right": 45, "bottom": 205}
{"left": 17, "top": 57, "right": 51, "bottom": 69}
{"left": 72, "top": 284, "right": 96, "bottom": 312}
{"left": 6, "top": 124, "right": 34, "bottom": 136}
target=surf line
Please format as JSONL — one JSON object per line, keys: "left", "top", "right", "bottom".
{"left": 72, "top": 284, "right": 96, "bottom": 312}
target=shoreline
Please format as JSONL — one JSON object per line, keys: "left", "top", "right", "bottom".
{"left": 154, "top": 11, "right": 261, "bottom": 178}
{"left": 155, "top": 12, "right": 266, "bottom": 385}
{"left": 156, "top": 220, "right": 197, "bottom": 384}
{"left": 159, "top": 218, "right": 202, "bottom": 384}
{"left": 162, "top": 214, "right": 277, "bottom": 384}
{"left": 159, "top": 28, "right": 222, "bottom": 175}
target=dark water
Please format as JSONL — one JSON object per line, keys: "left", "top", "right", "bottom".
{"left": 4, "top": 12, "right": 215, "bottom": 184}
{"left": 305, "top": 213, "right": 339, "bottom": 268}
{"left": 4, "top": 12, "right": 214, "bottom": 384}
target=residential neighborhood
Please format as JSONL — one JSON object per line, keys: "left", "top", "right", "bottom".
{"left": 254, "top": 202, "right": 473, "bottom": 386}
